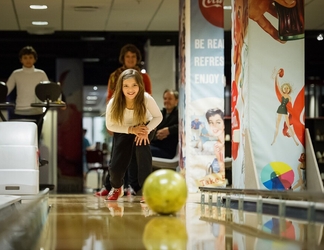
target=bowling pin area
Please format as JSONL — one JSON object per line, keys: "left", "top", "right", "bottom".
{"left": 1, "top": 187, "right": 324, "bottom": 250}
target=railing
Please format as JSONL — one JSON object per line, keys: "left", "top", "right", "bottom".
{"left": 199, "top": 187, "right": 324, "bottom": 222}
{"left": 199, "top": 187, "right": 324, "bottom": 202}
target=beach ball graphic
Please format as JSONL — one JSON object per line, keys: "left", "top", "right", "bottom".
{"left": 255, "top": 218, "right": 297, "bottom": 249}
{"left": 263, "top": 218, "right": 296, "bottom": 240}
{"left": 261, "top": 162, "right": 294, "bottom": 190}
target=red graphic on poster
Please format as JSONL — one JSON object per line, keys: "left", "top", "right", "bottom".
{"left": 231, "top": 81, "right": 240, "bottom": 160}
{"left": 198, "top": 0, "right": 224, "bottom": 28}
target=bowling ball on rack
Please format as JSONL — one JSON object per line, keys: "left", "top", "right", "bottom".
{"left": 142, "top": 217, "right": 188, "bottom": 249}
{"left": 143, "top": 169, "right": 188, "bottom": 215}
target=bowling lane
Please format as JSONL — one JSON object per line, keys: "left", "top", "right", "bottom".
{"left": 32, "top": 193, "right": 324, "bottom": 250}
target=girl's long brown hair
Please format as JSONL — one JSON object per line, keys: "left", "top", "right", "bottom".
{"left": 110, "top": 69, "right": 147, "bottom": 125}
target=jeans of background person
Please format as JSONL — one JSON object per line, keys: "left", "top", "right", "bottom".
{"left": 107, "top": 130, "right": 155, "bottom": 191}
{"left": 150, "top": 145, "right": 174, "bottom": 159}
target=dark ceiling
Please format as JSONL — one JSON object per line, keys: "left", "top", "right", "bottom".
{"left": 0, "top": 31, "right": 179, "bottom": 86}
{"left": 0, "top": 30, "right": 323, "bottom": 87}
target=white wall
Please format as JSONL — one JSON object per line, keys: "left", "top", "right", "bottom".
{"left": 145, "top": 42, "right": 176, "bottom": 108}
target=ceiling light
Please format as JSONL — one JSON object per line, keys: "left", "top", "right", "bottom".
{"left": 85, "top": 100, "right": 97, "bottom": 105}
{"left": 30, "top": 5, "right": 47, "bottom": 10}
{"left": 74, "top": 6, "right": 99, "bottom": 12}
{"left": 223, "top": 6, "right": 232, "bottom": 10}
{"left": 32, "top": 21, "right": 48, "bottom": 26}
{"left": 81, "top": 37, "right": 105, "bottom": 41}
{"left": 27, "top": 27, "right": 54, "bottom": 35}
{"left": 87, "top": 96, "right": 98, "bottom": 101}
{"left": 84, "top": 107, "right": 93, "bottom": 111}
{"left": 317, "top": 33, "right": 323, "bottom": 41}
{"left": 82, "top": 58, "right": 100, "bottom": 62}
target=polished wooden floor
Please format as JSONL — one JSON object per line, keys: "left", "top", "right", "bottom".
{"left": 26, "top": 191, "right": 323, "bottom": 250}
{"left": 1, "top": 184, "right": 324, "bottom": 250}
{"left": 34, "top": 193, "right": 199, "bottom": 250}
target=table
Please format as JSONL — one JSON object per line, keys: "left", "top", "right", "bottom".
{"left": 31, "top": 101, "right": 66, "bottom": 125}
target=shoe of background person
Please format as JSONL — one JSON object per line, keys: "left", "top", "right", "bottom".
{"left": 140, "top": 197, "right": 145, "bottom": 203}
{"left": 107, "top": 202, "right": 124, "bottom": 217}
{"left": 94, "top": 187, "right": 109, "bottom": 197}
{"left": 127, "top": 185, "right": 136, "bottom": 196}
{"left": 105, "top": 186, "right": 124, "bottom": 201}
{"left": 39, "top": 158, "right": 48, "bottom": 167}
{"left": 140, "top": 203, "right": 151, "bottom": 217}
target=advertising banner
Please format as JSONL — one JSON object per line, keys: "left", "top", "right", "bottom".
{"left": 231, "top": 0, "right": 305, "bottom": 191}
{"left": 180, "top": 0, "right": 225, "bottom": 192}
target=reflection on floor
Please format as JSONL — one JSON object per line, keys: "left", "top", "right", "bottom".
{"left": 1, "top": 192, "right": 324, "bottom": 249}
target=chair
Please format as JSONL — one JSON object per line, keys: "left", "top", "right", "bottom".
{"left": 33, "top": 81, "right": 64, "bottom": 125}
{"left": 0, "top": 82, "right": 15, "bottom": 121}
{"left": 152, "top": 145, "right": 179, "bottom": 171}
{"left": 85, "top": 150, "right": 109, "bottom": 191}
{"left": 32, "top": 81, "right": 65, "bottom": 189}
{"left": 35, "top": 81, "right": 61, "bottom": 103}
{"left": 0, "top": 82, "right": 6, "bottom": 102}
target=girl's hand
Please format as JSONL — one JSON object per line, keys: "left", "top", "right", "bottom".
{"left": 132, "top": 125, "right": 149, "bottom": 136}
{"left": 135, "top": 133, "right": 150, "bottom": 146}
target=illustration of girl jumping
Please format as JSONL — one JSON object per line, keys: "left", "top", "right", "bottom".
{"left": 271, "top": 68, "right": 299, "bottom": 146}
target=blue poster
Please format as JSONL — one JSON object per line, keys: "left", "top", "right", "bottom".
{"left": 185, "top": 0, "right": 225, "bottom": 192}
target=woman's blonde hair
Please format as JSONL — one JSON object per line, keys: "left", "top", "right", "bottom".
{"left": 281, "top": 83, "right": 292, "bottom": 94}
{"left": 110, "top": 69, "right": 147, "bottom": 125}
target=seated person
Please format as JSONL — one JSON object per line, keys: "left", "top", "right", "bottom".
{"left": 150, "top": 89, "right": 179, "bottom": 159}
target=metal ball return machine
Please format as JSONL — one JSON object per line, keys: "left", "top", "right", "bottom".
{"left": 0, "top": 81, "right": 65, "bottom": 195}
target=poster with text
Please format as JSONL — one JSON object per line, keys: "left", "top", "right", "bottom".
{"left": 185, "top": 0, "right": 225, "bottom": 193}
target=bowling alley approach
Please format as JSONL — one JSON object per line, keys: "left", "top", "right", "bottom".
{"left": 1, "top": 0, "right": 324, "bottom": 249}
{"left": 1, "top": 186, "right": 324, "bottom": 249}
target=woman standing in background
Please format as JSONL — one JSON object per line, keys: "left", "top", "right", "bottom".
{"left": 95, "top": 44, "right": 152, "bottom": 197}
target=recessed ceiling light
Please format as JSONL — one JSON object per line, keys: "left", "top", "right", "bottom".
{"left": 26, "top": 27, "right": 54, "bottom": 35}
{"left": 30, "top": 5, "right": 48, "bottom": 10}
{"left": 87, "top": 96, "right": 98, "bottom": 101}
{"left": 81, "top": 37, "right": 105, "bottom": 41}
{"left": 74, "top": 6, "right": 99, "bottom": 12}
{"left": 82, "top": 58, "right": 100, "bottom": 62}
{"left": 32, "top": 21, "right": 48, "bottom": 26}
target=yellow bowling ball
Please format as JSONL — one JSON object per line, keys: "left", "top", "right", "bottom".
{"left": 142, "top": 217, "right": 188, "bottom": 250}
{"left": 143, "top": 169, "right": 188, "bottom": 215}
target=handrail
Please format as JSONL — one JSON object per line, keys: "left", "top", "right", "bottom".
{"left": 199, "top": 187, "right": 324, "bottom": 202}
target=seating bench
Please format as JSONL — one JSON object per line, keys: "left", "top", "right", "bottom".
{"left": 152, "top": 147, "right": 179, "bottom": 170}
